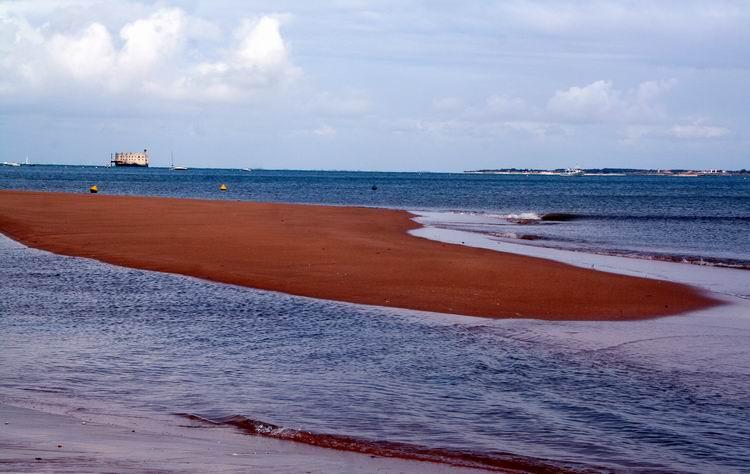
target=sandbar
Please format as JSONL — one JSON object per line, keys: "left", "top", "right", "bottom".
{"left": 0, "top": 190, "right": 719, "bottom": 320}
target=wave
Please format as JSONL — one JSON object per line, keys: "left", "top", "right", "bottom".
{"left": 178, "top": 413, "right": 581, "bottom": 473}
{"left": 492, "top": 232, "right": 548, "bottom": 241}
{"left": 540, "top": 213, "right": 749, "bottom": 223}
{"left": 486, "top": 232, "right": 750, "bottom": 270}
{"left": 439, "top": 210, "right": 749, "bottom": 224}
{"left": 596, "top": 251, "right": 750, "bottom": 270}
{"left": 489, "top": 212, "right": 542, "bottom": 222}
{"left": 540, "top": 213, "right": 578, "bottom": 221}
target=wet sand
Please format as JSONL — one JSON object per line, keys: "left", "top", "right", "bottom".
{"left": 0, "top": 402, "right": 481, "bottom": 473}
{"left": 0, "top": 190, "right": 718, "bottom": 320}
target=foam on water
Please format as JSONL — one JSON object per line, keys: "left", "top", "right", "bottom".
{"left": 414, "top": 209, "right": 750, "bottom": 272}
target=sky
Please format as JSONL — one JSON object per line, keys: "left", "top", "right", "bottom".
{"left": 0, "top": 0, "right": 748, "bottom": 171}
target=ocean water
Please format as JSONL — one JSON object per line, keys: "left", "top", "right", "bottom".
{"left": 1, "top": 165, "right": 749, "bottom": 267}
{"left": 2, "top": 165, "right": 750, "bottom": 472}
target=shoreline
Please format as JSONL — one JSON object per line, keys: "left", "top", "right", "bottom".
{"left": 0, "top": 400, "right": 485, "bottom": 473}
{"left": 0, "top": 190, "right": 719, "bottom": 320}
{"left": 411, "top": 213, "right": 750, "bottom": 301}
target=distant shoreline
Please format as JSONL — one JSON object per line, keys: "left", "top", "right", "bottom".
{"left": 3, "top": 163, "right": 749, "bottom": 176}
{"left": 464, "top": 168, "right": 749, "bottom": 176}
{"left": 0, "top": 190, "right": 719, "bottom": 320}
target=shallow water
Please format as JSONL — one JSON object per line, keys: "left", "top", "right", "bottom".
{"left": 1, "top": 235, "right": 749, "bottom": 472}
{"left": 2, "top": 166, "right": 748, "bottom": 267}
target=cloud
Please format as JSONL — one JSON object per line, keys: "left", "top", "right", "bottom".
{"left": 619, "top": 122, "right": 730, "bottom": 143}
{"left": 0, "top": 7, "right": 299, "bottom": 103}
{"left": 154, "top": 15, "right": 300, "bottom": 101}
{"left": 119, "top": 8, "right": 185, "bottom": 73}
{"left": 233, "top": 16, "right": 288, "bottom": 72}
{"left": 420, "top": 78, "right": 675, "bottom": 139}
{"left": 48, "top": 23, "right": 116, "bottom": 81}
{"left": 385, "top": 116, "right": 566, "bottom": 141}
{"left": 669, "top": 123, "right": 729, "bottom": 139}
{"left": 547, "top": 79, "right": 674, "bottom": 123}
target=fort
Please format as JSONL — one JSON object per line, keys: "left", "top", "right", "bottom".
{"left": 111, "top": 149, "right": 149, "bottom": 167}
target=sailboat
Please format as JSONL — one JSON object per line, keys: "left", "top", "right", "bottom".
{"left": 170, "top": 152, "right": 188, "bottom": 171}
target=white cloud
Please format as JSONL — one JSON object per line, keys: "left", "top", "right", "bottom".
{"left": 548, "top": 80, "right": 621, "bottom": 120}
{"left": 0, "top": 7, "right": 299, "bottom": 102}
{"left": 547, "top": 79, "right": 674, "bottom": 123}
{"left": 619, "top": 122, "right": 730, "bottom": 143}
{"left": 118, "top": 8, "right": 185, "bottom": 73}
{"left": 385, "top": 116, "right": 566, "bottom": 141}
{"left": 48, "top": 23, "right": 116, "bottom": 81}
{"left": 669, "top": 123, "right": 729, "bottom": 139}
{"left": 158, "top": 15, "right": 300, "bottom": 101}
{"left": 233, "top": 16, "right": 288, "bottom": 71}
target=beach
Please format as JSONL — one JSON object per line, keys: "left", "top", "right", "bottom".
{"left": 2, "top": 1, "right": 748, "bottom": 470}
{"left": 1, "top": 178, "right": 748, "bottom": 473}
{"left": 0, "top": 190, "right": 718, "bottom": 320}
{"left": 0, "top": 401, "right": 487, "bottom": 473}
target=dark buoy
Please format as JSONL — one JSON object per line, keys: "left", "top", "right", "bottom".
{"left": 89, "top": 185, "right": 98, "bottom": 193}
{"left": 371, "top": 185, "right": 378, "bottom": 191}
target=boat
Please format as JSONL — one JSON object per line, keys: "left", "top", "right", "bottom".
{"left": 561, "top": 167, "right": 585, "bottom": 177}
{"left": 1, "top": 161, "right": 21, "bottom": 167}
{"left": 170, "top": 152, "right": 188, "bottom": 171}
{"left": 241, "top": 168, "right": 253, "bottom": 172}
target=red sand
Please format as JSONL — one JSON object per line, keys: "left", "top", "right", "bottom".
{"left": 0, "top": 190, "right": 718, "bottom": 320}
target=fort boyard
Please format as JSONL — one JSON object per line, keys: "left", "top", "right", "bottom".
{"left": 111, "top": 149, "right": 149, "bottom": 167}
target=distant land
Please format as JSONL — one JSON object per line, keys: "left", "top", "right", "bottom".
{"left": 464, "top": 167, "right": 750, "bottom": 176}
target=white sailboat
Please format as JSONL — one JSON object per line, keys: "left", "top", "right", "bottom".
{"left": 170, "top": 152, "right": 188, "bottom": 171}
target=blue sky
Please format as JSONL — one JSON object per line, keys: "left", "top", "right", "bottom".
{"left": 1, "top": 0, "right": 748, "bottom": 170}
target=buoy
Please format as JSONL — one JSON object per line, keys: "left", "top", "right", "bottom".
{"left": 219, "top": 184, "right": 228, "bottom": 192}
{"left": 89, "top": 185, "right": 98, "bottom": 193}
{"left": 371, "top": 185, "right": 378, "bottom": 190}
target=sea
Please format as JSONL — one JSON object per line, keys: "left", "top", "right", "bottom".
{"left": 1, "top": 165, "right": 749, "bottom": 472}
